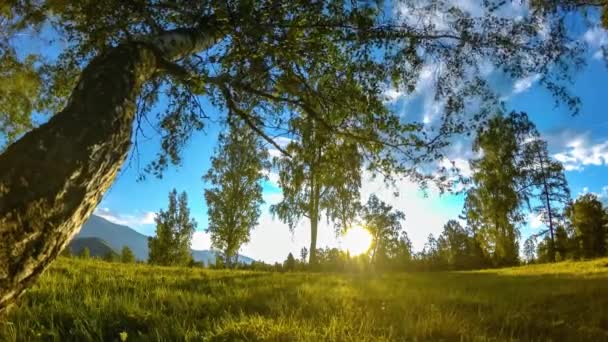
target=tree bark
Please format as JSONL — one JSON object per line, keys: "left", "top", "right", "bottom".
{"left": 0, "top": 26, "right": 219, "bottom": 313}
{"left": 308, "top": 176, "right": 320, "bottom": 265}
{"left": 537, "top": 149, "right": 556, "bottom": 262}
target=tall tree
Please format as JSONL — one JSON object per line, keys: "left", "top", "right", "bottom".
{"left": 121, "top": 246, "right": 136, "bottom": 264}
{"left": 361, "top": 194, "right": 407, "bottom": 270}
{"left": 0, "top": 0, "right": 587, "bottom": 311}
{"left": 437, "top": 220, "right": 473, "bottom": 270}
{"left": 79, "top": 247, "right": 90, "bottom": 260}
{"left": 467, "top": 112, "right": 538, "bottom": 266}
{"left": 284, "top": 253, "right": 296, "bottom": 271}
{"left": 149, "top": 190, "right": 196, "bottom": 266}
{"left": 523, "top": 236, "right": 537, "bottom": 263}
{"left": 566, "top": 194, "right": 607, "bottom": 258}
{"left": 300, "top": 247, "right": 308, "bottom": 264}
{"left": 522, "top": 138, "right": 571, "bottom": 262}
{"left": 204, "top": 121, "right": 268, "bottom": 267}
{"left": 270, "top": 114, "right": 364, "bottom": 264}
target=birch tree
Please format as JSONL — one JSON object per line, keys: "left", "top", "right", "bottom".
{"left": 0, "top": 0, "right": 587, "bottom": 311}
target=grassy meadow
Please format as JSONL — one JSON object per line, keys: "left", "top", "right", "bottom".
{"left": 2, "top": 257, "right": 608, "bottom": 341}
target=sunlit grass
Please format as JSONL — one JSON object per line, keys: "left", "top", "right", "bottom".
{"left": 2, "top": 257, "right": 608, "bottom": 341}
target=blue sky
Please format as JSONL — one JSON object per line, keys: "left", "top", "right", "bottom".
{"left": 11, "top": 3, "right": 608, "bottom": 263}
{"left": 94, "top": 45, "right": 608, "bottom": 263}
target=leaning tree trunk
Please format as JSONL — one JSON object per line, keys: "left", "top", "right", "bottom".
{"left": 0, "top": 27, "right": 218, "bottom": 313}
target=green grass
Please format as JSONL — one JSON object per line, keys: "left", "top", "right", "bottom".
{"left": 3, "top": 258, "right": 608, "bottom": 341}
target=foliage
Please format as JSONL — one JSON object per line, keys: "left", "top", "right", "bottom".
{"left": 459, "top": 111, "right": 571, "bottom": 266}
{"left": 523, "top": 236, "right": 537, "bottom": 263}
{"left": 148, "top": 189, "right": 197, "bottom": 266}
{"left": 0, "top": 51, "right": 42, "bottom": 147}
{"left": 283, "top": 253, "right": 296, "bottom": 272}
{"left": 521, "top": 136, "right": 571, "bottom": 261}
{"left": 5, "top": 257, "right": 608, "bottom": 340}
{"left": 412, "top": 227, "right": 490, "bottom": 272}
{"left": 79, "top": 247, "right": 90, "bottom": 259}
{"left": 120, "top": 246, "right": 136, "bottom": 264}
{"left": 300, "top": 247, "right": 308, "bottom": 263}
{"left": 2, "top": 0, "right": 587, "bottom": 180}
{"left": 361, "top": 194, "right": 410, "bottom": 270}
{"left": 466, "top": 112, "right": 539, "bottom": 266}
{"left": 270, "top": 113, "right": 364, "bottom": 264}
{"left": 204, "top": 120, "right": 269, "bottom": 267}
{"left": 210, "top": 255, "right": 225, "bottom": 270}
{"left": 566, "top": 194, "right": 608, "bottom": 259}
{"left": 437, "top": 220, "right": 488, "bottom": 270}
{"left": 102, "top": 251, "right": 119, "bottom": 263}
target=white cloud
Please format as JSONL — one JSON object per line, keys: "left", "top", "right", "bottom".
{"left": 440, "top": 157, "right": 472, "bottom": 178}
{"left": 583, "top": 27, "right": 608, "bottom": 59}
{"left": 94, "top": 207, "right": 156, "bottom": 227}
{"left": 553, "top": 135, "right": 608, "bottom": 171}
{"left": 528, "top": 212, "right": 544, "bottom": 230}
{"left": 384, "top": 87, "right": 406, "bottom": 103}
{"left": 437, "top": 157, "right": 473, "bottom": 192}
{"left": 267, "top": 137, "right": 293, "bottom": 159}
{"left": 273, "top": 137, "right": 293, "bottom": 148}
{"left": 268, "top": 149, "right": 283, "bottom": 158}
{"left": 577, "top": 185, "right": 608, "bottom": 203}
{"left": 191, "top": 231, "right": 212, "bottom": 251}
{"left": 263, "top": 192, "right": 283, "bottom": 205}
{"left": 512, "top": 74, "right": 540, "bottom": 94}
{"left": 601, "top": 186, "right": 608, "bottom": 198}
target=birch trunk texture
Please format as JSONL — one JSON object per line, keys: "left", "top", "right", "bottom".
{"left": 0, "top": 27, "right": 217, "bottom": 313}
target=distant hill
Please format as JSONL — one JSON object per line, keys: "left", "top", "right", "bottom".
{"left": 75, "top": 215, "right": 254, "bottom": 265}
{"left": 68, "top": 237, "right": 116, "bottom": 258}
{"left": 77, "top": 215, "right": 150, "bottom": 260}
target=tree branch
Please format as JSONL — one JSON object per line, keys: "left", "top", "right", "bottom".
{"left": 220, "top": 86, "right": 291, "bottom": 158}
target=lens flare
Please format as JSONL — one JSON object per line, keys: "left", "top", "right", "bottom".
{"left": 342, "top": 226, "right": 373, "bottom": 256}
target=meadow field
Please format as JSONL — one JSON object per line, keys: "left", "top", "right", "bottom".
{"left": 2, "top": 257, "right": 608, "bottom": 341}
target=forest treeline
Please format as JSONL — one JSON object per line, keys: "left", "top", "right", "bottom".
{"left": 78, "top": 111, "right": 606, "bottom": 273}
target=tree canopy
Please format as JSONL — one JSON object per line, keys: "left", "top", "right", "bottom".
{"left": 148, "top": 189, "right": 197, "bottom": 266}
{"left": 2, "top": 0, "right": 586, "bottom": 173}
{"left": 204, "top": 120, "right": 269, "bottom": 267}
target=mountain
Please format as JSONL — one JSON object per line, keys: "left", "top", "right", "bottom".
{"left": 68, "top": 237, "right": 116, "bottom": 258}
{"left": 75, "top": 215, "right": 255, "bottom": 265}
{"left": 190, "top": 250, "right": 255, "bottom": 266}
{"left": 77, "top": 215, "right": 149, "bottom": 260}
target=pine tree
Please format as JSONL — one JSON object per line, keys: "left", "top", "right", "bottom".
{"left": 121, "top": 246, "right": 136, "bottom": 263}
{"left": 79, "top": 247, "right": 90, "bottom": 259}
{"left": 284, "top": 253, "right": 296, "bottom": 271}
{"left": 204, "top": 121, "right": 268, "bottom": 268}
{"left": 521, "top": 138, "right": 570, "bottom": 262}
{"left": 148, "top": 190, "right": 196, "bottom": 266}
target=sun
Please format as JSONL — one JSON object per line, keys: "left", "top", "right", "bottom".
{"left": 342, "top": 226, "right": 373, "bottom": 256}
